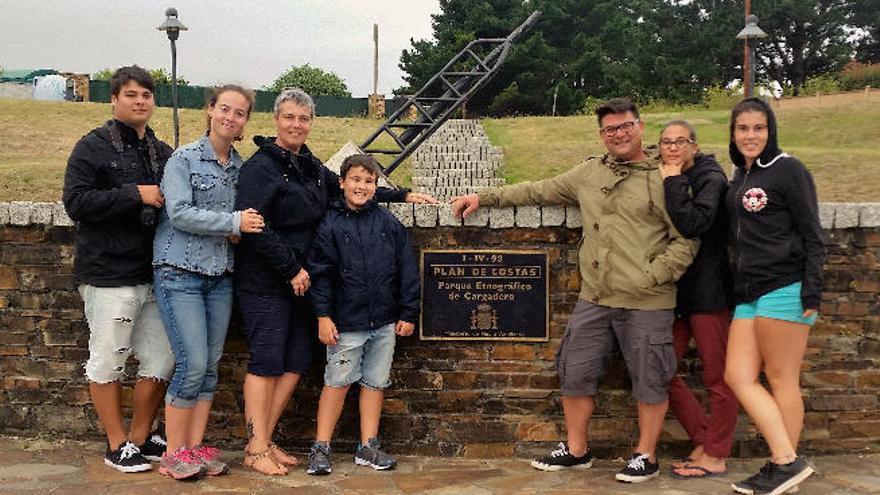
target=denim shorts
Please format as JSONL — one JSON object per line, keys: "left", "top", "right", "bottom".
{"left": 556, "top": 300, "right": 675, "bottom": 404}
{"left": 733, "top": 282, "right": 818, "bottom": 326}
{"left": 154, "top": 265, "right": 233, "bottom": 408}
{"left": 238, "top": 292, "right": 316, "bottom": 376}
{"left": 79, "top": 284, "right": 174, "bottom": 383}
{"left": 324, "top": 323, "right": 396, "bottom": 390}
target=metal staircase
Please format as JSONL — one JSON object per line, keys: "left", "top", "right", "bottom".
{"left": 359, "top": 10, "right": 541, "bottom": 177}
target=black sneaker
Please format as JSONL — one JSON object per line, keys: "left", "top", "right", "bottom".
{"left": 306, "top": 442, "right": 332, "bottom": 476}
{"left": 530, "top": 442, "right": 593, "bottom": 471}
{"left": 732, "top": 458, "right": 814, "bottom": 495}
{"left": 104, "top": 441, "right": 152, "bottom": 473}
{"left": 138, "top": 432, "right": 167, "bottom": 462}
{"left": 615, "top": 453, "right": 659, "bottom": 483}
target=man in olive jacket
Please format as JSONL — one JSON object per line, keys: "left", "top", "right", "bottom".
{"left": 451, "top": 98, "right": 698, "bottom": 483}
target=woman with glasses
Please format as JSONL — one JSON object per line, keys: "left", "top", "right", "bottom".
{"left": 658, "top": 121, "right": 738, "bottom": 480}
{"left": 723, "top": 98, "right": 824, "bottom": 495}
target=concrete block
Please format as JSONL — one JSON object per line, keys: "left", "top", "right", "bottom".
{"left": 541, "top": 206, "right": 566, "bottom": 227}
{"left": 414, "top": 204, "right": 438, "bottom": 227}
{"left": 9, "top": 202, "right": 32, "bottom": 226}
{"left": 462, "top": 206, "right": 489, "bottom": 227}
{"left": 834, "top": 203, "right": 859, "bottom": 229}
{"left": 438, "top": 203, "right": 462, "bottom": 227}
{"left": 566, "top": 206, "right": 582, "bottom": 228}
{"left": 30, "top": 202, "right": 54, "bottom": 225}
{"left": 818, "top": 203, "right": 835, "bottom": 230}
{"left": 858, "top": 203, "right": 880, "bottom": 228}
{"left": 51, "top": 202, "right": 74, "bottom": 227}
{"left": 0, "top": 203, "right": 9, "bottom": 225}
{"left": 489, "top": 207, "right": 515, "bottom": 229}
{"left": 515, "top": 206, "right": 541, "bottom": 228}
{"left": 386, "top": 203, "right": 414, "bottom": 228}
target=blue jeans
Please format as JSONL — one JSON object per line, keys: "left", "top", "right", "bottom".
{"left": 324, "top": 323, "right": 396, "bottom": 390}
{"left": 154, "top": 265, "right": 233, "bottom": 408}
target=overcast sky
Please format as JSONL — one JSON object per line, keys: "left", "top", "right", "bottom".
{"left": 0, "top": 0, "right": 441, "bottom": 96}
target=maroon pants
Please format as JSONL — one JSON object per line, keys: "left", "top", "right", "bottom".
{"left": 668, "top": 309, "right": 739, "bottom": 458}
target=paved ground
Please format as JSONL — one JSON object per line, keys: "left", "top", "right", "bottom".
{"left": 0, "top": 437, "right": 877, "bottom": 494}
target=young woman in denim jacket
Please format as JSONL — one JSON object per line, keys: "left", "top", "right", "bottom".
{"left": 152, "top": 85, "right": 263, "bottom": 480}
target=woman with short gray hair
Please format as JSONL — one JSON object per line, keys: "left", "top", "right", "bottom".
{"left": 234, "top": 88, "right": 436, "bottom": 475}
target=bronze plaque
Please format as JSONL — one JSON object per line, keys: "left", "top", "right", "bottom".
{"left": 420, "top": 249, "right": 549, "bottom": 341}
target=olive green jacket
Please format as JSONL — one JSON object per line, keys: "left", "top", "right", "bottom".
{"left": 478, "top": 151, "right": 699, "bottom": 310}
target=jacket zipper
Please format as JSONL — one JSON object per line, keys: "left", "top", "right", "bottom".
{"left": 735, "top": 167, "right": 750, "bottom": 296}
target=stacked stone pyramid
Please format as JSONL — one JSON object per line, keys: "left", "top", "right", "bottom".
{"left": 410, "top": 119, "right": 505, "bottom": 201}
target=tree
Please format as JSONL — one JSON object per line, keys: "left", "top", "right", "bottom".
{"left": 268, "top": 64, "right": 350, "bottom": 96}
{"left": 91, "top": 67, "right": 189, "bottom": 86}
{"left": 853, "top": 0, "right": 880, "bottom": 63}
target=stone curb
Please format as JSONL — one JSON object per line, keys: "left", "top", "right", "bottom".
{"left": 3, "top": 202, "right": 879, "bottom": 229}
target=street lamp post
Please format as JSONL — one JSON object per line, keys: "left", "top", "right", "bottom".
{"left": 736, "top": 14, "right": 768, "bottom": 98}
{"left": 157, "top": 7, "right": 188, "bottom": 148}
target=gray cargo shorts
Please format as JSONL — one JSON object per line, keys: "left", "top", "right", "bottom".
{"left": 555, "top": 300, "right": 675, "bottom": 404}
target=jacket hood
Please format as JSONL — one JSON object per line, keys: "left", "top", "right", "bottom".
{"left": 728, "top": 97, "right": 782, "bottom": 169}
{"left": 329, "top": 197, "right": 378, "bottom": 214}
{"left": 603, "top": 146, "right": 660, "bottom": 172}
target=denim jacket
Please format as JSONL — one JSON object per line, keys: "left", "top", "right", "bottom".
{"left": 153, "top": 136, "right": 242, "bottom": 276}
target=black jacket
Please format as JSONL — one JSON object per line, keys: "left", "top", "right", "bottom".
{"left": 234, "top": 136, "right": 408, "bottom": 295}
{"left": 307, "top": 200, "right": 420, "bottom": 332}
{"left": 62, "top": 120, "right": 172, "bottom": 286}
{"left": 726, "top": 98, "right": 825, "bottom": 308}
{"left": 663, "top": 153, "right": 733, "bottom": 313}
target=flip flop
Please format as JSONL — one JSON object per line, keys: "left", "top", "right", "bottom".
{"left": 670, "top": 457, "right": 694, "bottom": 469}
{"left": 671, "top": 464, "right": 728, "bottom": 479}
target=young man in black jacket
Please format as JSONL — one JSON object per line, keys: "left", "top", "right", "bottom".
{"left": 62, "top": 66, "right": 174, "bottom": 473}
{"left": 305, "top": 154, "right": 420, "bottom": 475}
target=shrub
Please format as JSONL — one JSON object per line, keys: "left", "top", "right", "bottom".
{"left": 835, "top": 62, "right": 880, "bottom": 91}
{"left": 799, "top": 75, "right": 841, "bottom": 96}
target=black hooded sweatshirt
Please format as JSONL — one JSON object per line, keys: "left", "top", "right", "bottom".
{"left": 725, "top": 97, "right": 825, "bottom": 309}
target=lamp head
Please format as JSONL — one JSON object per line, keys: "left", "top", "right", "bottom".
{"left": 157, "top": 7, "right": 188, "bottom": 41}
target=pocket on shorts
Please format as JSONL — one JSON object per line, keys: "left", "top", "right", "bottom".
{"left": 555, "top": 327, "right": 572, "bottom": 382}
{"left": 647, "top": 331, "right": 676, "bottom": 387}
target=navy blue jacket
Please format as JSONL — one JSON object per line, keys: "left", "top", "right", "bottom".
{"left": 663, "top": 153, "right": 733, "bottom": 313}
{"left": 234, "top": 136, "right": 408, "bottom": 295}
{"left": 307, "top": 200, "right": 420, "bottom": 333}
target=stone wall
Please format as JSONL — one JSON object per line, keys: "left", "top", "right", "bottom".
{"left": 0, "top": 201, "right": 878, "bottom": 459}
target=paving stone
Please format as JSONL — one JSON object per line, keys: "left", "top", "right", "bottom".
{"left": 818, "top": 202, "right": 835, "bottom": 229}
{"left": 489, "top": 207, "right": 515, "bottom": 229}
{"left": 0, "top": 203, "right": 9, "bottom": 225}
{"left": 515, "top": 206, "right": 541, "bottom": 228}
{"left": 51, "top": 202, "right": 74, "bottom": 227}
{"left": 565, "top": 206, "right": 582, "bottom": 228}
{"left": 30, "top": 203, "right": 54, "bottom": 225}
{"left": 834, "top": 203, "right": 860, "bottom": 229}
{"left": 8, "top": 202, "right": 32, "bottom": 226}
{"left": 541, "top": 206, "right": 566, "bottom": 227}
{"left": 414, "top": 204, "right": 438, "bottom": 227}
{"left": 386, "top": 203, "right": 414, "bottom": 227}
{"left": 438, "top": 204, "right": 462, "bottom": 227}
{"left": 463, "top": 207, "right": 489, "bottom": 227}
{"left": 858, "top": 203, "right": 880, "bottom": 228}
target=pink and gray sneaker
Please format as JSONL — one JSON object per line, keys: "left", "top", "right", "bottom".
{"left": 159, "top": 447, "right": 207, "bottom": 480}
{"left": 193, "top": 444, "right": 229, "bottom": 476}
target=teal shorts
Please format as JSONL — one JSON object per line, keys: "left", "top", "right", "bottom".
{"left": 733, "top": 282, "right": 818, "bottom": 326}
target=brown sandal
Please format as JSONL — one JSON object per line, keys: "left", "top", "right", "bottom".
{"left": 269, "top": 442, "right": 300, "bottom": 466}
{"left": 243, "top": 447, "right": 288, "bottom": 476}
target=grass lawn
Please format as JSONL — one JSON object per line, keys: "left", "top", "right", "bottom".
{"left": 1, "top": 91, "right": 878, "bottom": 202}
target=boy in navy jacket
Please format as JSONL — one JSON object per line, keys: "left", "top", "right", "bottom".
{"left": 305, "top": 154, "right": 420, "bottom": 475}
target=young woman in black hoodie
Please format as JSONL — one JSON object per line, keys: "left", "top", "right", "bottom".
{"left": 723, "top": 98, "right": 825, "bottom": 495}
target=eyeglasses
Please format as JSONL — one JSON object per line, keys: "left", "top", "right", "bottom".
{"left": 659, "top": 138, "right": 695, "bottom": 148}
{"left": 599, "top": 119, "right": 640, "bottom": 137}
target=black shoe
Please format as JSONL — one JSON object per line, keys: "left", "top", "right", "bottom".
{"left": 530, "top": 442, "right": 593, "bottom": 471}
{"left": 615, "top": 453, "right": 659, "bottom": 483}
{"left": 732, "top": 458, "right": 814, "bottom": 495}
{"left": 138, "top": 432, "right": 167, "bottom": 462}
{"left": 105, "top": 441, "right": 152, "bottom": 473}
{"left": 306, "top": 442, "right": 332, "bottom": 476}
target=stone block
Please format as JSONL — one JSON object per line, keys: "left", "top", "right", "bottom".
{"left": 541, "top": 206, "right": 565, "bottom": 226}
{"left": 834, "top": 203, "right": 859, "bottom": 229}
{"left": 462, "top": 207, "right": 489, "bottom": 227}
{"left": 437, "top": 203, "right": 461, "bottom": 227}
{"left": 859, "top": 203, "right": 880, "bottom": 227}
{"left": 414, "top": 204, "right": 438, "bottom": 227}
{"left": 30, "top": 203, "right": 53, "bottom": 225}
{"left": 489, "top": 207, "right": 515, "bottom": 229}
{"left": 515, "top": 206, "right": 541, "bottom": 228}
{"left": 809, "top": 394, "right": 878, "bottom": 411}
{"left": 0, "top": 203, "right": 9, "bottom": 225}
{"left": 386, "top": 203, "right": 414, "bottom": 227}
{"left": 8, "top": 202, "right": 32, "bottom": 226}
{"left": 51, "top": 203, "right": 74, "bottom": 227}
{"left": 565, "top": 206, "right": 582, "bottom": 228}
{"left": 818, "top": 202, "right": 835, "bottom": 230}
